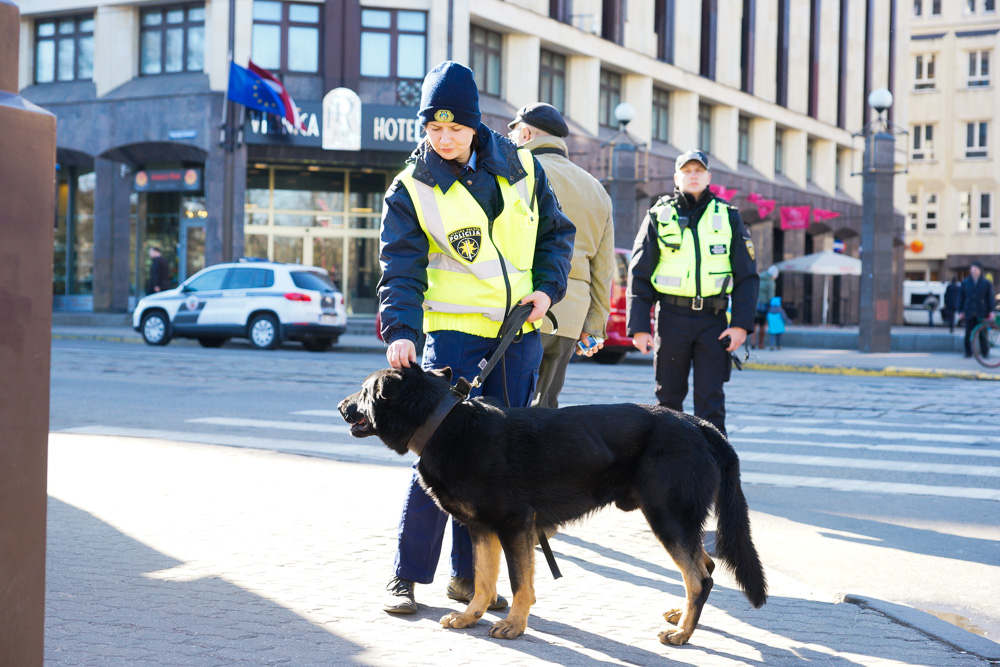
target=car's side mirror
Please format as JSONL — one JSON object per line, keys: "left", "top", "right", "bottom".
{"left": 181, "top": 284, "right": 193, "bottom": 292}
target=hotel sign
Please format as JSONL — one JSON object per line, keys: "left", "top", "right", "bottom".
{"left": 244, "top": 88, "right": 419, "bottom": 153}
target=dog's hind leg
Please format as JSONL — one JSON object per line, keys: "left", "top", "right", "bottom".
{"left": 488, "top": 529, "right": 536, "bottom": 639}
{"left": 441, "top": 531, "right": 502, "bottom": 630}
{"left": 664, "top": 546, "right": 715, "bottom": 626}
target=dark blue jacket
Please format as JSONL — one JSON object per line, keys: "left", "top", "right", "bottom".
{"left": 378, "top": 124, "right": 575, "bottom": 344}
{"left": 958, "top": 277, "right": 996, "bottom": 318}
{"left": 944, "top": 281, "right": 961, "bottom": 311}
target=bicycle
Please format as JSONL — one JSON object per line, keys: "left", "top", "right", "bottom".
{"left": 970, "top": 311, "right": 1000, "bottom": 368}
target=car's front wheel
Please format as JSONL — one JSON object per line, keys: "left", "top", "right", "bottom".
{"left": 140, "top": 311, "right": 172, "bottom": 346}
{"left": 248, "top": 314, "right": 281, "bottom": 350}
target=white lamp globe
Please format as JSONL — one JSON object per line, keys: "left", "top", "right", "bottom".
{"left": 614, "top": 102, "right": 636, "bottom": 125}
{"left": 868, "top": 89, "right": 893, "bottom": 114}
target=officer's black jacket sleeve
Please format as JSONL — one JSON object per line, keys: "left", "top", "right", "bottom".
{"left": 626, "top": 210, "right": 660, "bottom": 337}
{"left": 727, "top": 206, "right": 759, "bottom": 331}
{"left": 377, "top": 179, "right": 427, "bottom": 344}
{"left": 530, "top": 156, "right": 575, "bottom": 305}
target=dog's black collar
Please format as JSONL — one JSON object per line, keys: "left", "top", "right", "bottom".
{"left": 406, "top": 377, "right": 473, "bottom": 457}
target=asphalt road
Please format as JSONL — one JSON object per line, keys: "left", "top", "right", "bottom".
{"left": 50, "top": 338, "right": 1000, "bottom": 647}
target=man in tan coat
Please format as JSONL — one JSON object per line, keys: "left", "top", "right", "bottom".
{"left": 508, "top": 103, "right": 616, "bottom": 408}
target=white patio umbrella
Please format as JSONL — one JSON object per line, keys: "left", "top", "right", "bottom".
{"left": 773, "top": 250, "right": 862, "bottom": 325}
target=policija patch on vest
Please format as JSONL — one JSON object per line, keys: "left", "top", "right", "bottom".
{"left": 709, "top": 244, "right": 728, "bottom": 255}
{"left": 449, "top": 227, "right": 481, "bottom": 262}
{"left": 745, "top": 239, "right": 756, "bottom": 260}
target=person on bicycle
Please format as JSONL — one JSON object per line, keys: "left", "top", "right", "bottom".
{"left": 959, "top": 262, "right": 996, "bottom": 359}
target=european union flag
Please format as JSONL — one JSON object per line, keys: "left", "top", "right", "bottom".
{"left": 227, "top": 62, "right": 287, "bottom": 117}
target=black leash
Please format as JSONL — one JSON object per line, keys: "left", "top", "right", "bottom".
{"left": 404, "top": 302, "right": 563, "bottom": 579}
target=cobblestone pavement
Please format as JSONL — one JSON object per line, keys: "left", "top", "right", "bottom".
{"left": 46, "top": 433, "right": 996, "bottom": 666}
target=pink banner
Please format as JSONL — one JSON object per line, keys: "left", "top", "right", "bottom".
{"left": 756, "top": 198, "right": 776, "bottom": 219}
{"left": 812, "top": 208, "right": 841, "bottom": 223}
{"left": 746, "top": 192, "right": 765, "bottom": 205}
{"left": 780, "top": 206, "right": 812, "bottom": 230}
{"left": 708, "top": 184, "right": 737, "bottom": 201}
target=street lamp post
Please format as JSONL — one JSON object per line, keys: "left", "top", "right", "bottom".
{"left": 602, "top": 102, "right": 647, "bottom": 249}
{"left": 856, "top": 89, "right": 904, "bottom": 353}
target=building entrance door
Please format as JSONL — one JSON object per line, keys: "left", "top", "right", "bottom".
{"left": 180, "top": 221, "right": 205, "bottom": 282}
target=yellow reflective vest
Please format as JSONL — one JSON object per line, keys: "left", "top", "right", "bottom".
{"left": 650, "top": 198, "right": 734, "bottom": 298}
{"left": 397, "top": 149, "right": 538, "bottom": 337}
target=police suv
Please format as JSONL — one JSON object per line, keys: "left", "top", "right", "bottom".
{"left": 132, "top": 260, "right": 347, "bottom": 351}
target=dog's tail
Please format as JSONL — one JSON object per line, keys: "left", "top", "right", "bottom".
{"left": 702, "top": 423, "right": 768, "bottom": 608}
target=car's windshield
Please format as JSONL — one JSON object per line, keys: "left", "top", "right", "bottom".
{"left": 291, "top": 271, "right": 336, "bottom": 292}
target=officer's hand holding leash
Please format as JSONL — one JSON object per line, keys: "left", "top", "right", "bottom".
{"left": 518, "top": 290, "right": 552, "bottom": 324}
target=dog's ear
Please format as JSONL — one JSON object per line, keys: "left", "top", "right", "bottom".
{"left": 374, "top": 372, "right": 400, "bottom": 400}
{"left": 427, "top": 366, "right": 453, "bottom": 382}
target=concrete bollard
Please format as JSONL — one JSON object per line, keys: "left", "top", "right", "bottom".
{"left": 0, "top": 1, "right": 57, "bottom": 665}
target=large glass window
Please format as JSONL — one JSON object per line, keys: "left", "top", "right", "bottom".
{"left": 652, "top": 88, "right": 670, "bottom": 143}
{"left": 913, "top": 54, "right": 935, "bottom": 90}
{"left": 243, "top": 166, "right": 387, "bottom": 314}
{"left": 738, "top": 116, "right": 751, "bottom": 165}
{"left": 35, "top": 15, "right": 94, "bottom": 83}
{"left": 697, "top": 102, "right": 712, "bottom": 154}
{"left": 966, "top": 121, "right": 989, "bottom": 158}
{"left": 969, "top": 50, "right": 991, "bottom": 87}
{"left": 54, "top": 168, "right": 95, "bottom": 299}
{"left": 959, "top": 191, "right": 972, "bottom": 232}
{"left": 598, "top": 69, "right": 622, "bottom": 128}
{"left": 538, "top": 49, "right": 566, "bottom": 112}
{"left": 470, "top": 26, "right": 502, "bottom": 96}
{"left": 980, "top": 192, "right": 994, "bottom": 231}
{"left": 360, "top": 9, "right": 426, "bottom": 79}
{"left": 251, "top": 0, "right": 321, "bottom": 74}
{"left": 912, "top": 124, "right": 934, "bottom": 161}
{"left": 140, "top": 4, "right": 205, "bottom": 75}
{"left": 775, "top": 128, "right": 785, "bottom": 175}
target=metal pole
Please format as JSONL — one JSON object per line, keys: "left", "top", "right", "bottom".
{"left": 0, "top": 2, "right": 56, "bottom": 665}
{"left": 858, "top": 129, "right": 895, "bottom": 352}
{"left": 221, "top": 0, "right": 238, "bottom": 262}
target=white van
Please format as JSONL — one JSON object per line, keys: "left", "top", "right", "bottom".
{"left": 902, "top": 280, "right": 948, "bottom": 326}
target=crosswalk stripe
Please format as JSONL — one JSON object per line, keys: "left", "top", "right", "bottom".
{"left": 732, "top": 436, "right": 1000, "bottom": 458}
{"left": 734, "top": 424, "right": 1000, "bottom": 445}
{"left": 293, "top": 410, "right": 342, "bottom": 418}
{"left": 734, "top": 415, "right": 989, "bottom": 433}
{"left": 187, "top": 417, "right": 352, "bottom": 434}
{"left": 738, "top": 451, "right": 1000, "bottom": 477}
{"left": 742, "top": 472, "right": 1000, "bottom": 501}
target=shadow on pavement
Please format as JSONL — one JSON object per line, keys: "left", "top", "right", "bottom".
{"left": 46, "top": 497, "right": 370, "bottom": 666}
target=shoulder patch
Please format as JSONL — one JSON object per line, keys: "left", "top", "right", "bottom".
{"left": 745, "top": 239, "right": 756, "bottom": 261}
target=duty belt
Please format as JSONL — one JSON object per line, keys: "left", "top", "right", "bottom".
{"left": 661, "top": 294, "right": 729, "bottom": 313}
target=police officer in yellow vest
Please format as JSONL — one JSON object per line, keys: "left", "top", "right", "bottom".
{"left": 378, "top": 62, "right": 574, "bottom": 614}
{"left": 627, "top": 150, "right": 758, "bottom": 437}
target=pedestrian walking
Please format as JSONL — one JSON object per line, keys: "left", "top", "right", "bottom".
{"left": 943, "top": 276, "right": 960, "bottom": 333}
{"left": 507, "top": 103, "right": 616, "bottom": 409}
{"left": 626, "top": 150, "right": 759, "bottom": 436}
{"left": 754, "top": 265, "right": 778, "bottom": 349}
{"left": 377, "top": 61, "right": 573, "bottom": 614}
{"left": 765, "top": 296, "right": 790, "bottom": 350}
{"left": 923, "top": 293, "right": 939, "bottom": 327}
{"left": 959, "top": 262, "right": 996, "bottom": 358}
{"left": 146, "top": 247, "right": 170, "bottom": 294}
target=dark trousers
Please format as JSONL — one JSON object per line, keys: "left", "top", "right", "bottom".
{"left": 964, "top": 316, "right": 990, "bottom": 357}
{"left": 531, "top": 333, "right": 577, "bottom": 409}
{"left": 942, "top": 308, "right": 955, "bottom": 333}
{"left": 653, "top": 303, "right": 730, "bottom": 436}
{"left": 393, "top": 329, "right": 541, "bottom": 584}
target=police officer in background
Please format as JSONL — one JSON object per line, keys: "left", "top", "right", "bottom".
{"left": 626, "top": 150, "right": 758, "bottom": 437}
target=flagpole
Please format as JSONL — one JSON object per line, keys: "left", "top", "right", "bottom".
{"left": 221, "top": 0, "right": 238, "bottom": 262}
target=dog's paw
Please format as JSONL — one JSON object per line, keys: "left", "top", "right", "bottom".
{"left": 658, "top": 628, "right": 692, "bottom": 646}
{"left": 488, "top": 617, "right": 526, "bottom": 639}
{"left": 440, "top": 611, "right": 479, "bottom": 629}
{"left": 663, "top": 609, "right": 682, "bottom": 625}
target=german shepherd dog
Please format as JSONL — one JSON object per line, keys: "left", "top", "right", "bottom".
{"left": 339, "top": 366, "right": 767, "bottom": 646}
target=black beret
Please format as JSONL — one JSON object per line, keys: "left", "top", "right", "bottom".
{"left": 508, "top": 103, "right": 569, "bottom": 138}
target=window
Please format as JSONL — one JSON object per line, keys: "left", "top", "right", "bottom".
{"left": 251, "top": 1, "right": 321, "bottom": 74}
{"left": 697, "top": 103, "right": 712, "bottom": 154}
{"left": 549, "top": 0, "right": 572, "bottom": 23}
{"left": 602, "top": 0, "right": 625, "bottom": 45}
{"left": 700, "top": 0, "right": 717, "bottom": 80}
{"left": 912, "top": 124, "right": 934, "bottom": 160}
{"left": 35, "top": 15, "right": 94, "bottom": 83}
{"left": 740, "top": 0, "right": 755, "bottom": 93}
{"left": 470, "top": 26, "right": 502, "bottom": 96}
{"left": 806, "top": 138, "right": 815, "bottom": 182}
{"left": 835, "top": 150, "right": 843, "bottom": 191}
{"left": 907, "top": 193, "right": 919, "bottom": 231}
{"left": 980, "top": 192, "right": 994, "bottom": 230}
{"left": 598, "top": 69, "right": 622, "bottom": 128}
{"left": 141, "top": 4, "right": 205, "bottom": 75}
{"left": 913, "top": 0, "right": 922, "bottom": 16}
{"left": 652, "top": 88, "right": 671, "bottom": 143}
{"left": 775, "top": 128, "right": 785, "bottom": 175}
{"left": 738, "top": 117, "right": 750, "bottom": 165}
{"left": 186, "top": 268, "right": 228, "bottom": 292}
{"left": 959, "top": 191, "right": 972, "bottom": 231}
{"left": 655, "top": 0, "right": 676, "bottom": 64}
{"left": 914, "top": 54, "right": 935, "bottom": 90}
{"left": 359, "top": 9, "right": 426, "bottom": 79}
{"left": 538, "top": 49, "right": 566, "bottom": 112}
{"left": 226, "top": 268, "right": 275, "bottom": 289}
{"left": 925, "top": 193, "right": 938, "bottom": 230}
{"left": 967, "top": 121, "right": 989, "bottom": 158}
{"left": 932, "top": 0, "right": 941, "bottom": 14}
{"left": 969, "top": 51, "right": 990, "bottom": 88}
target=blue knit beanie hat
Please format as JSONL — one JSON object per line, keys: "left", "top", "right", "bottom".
{"left": 417, "top": 61, "right": 481, "bottom": 129}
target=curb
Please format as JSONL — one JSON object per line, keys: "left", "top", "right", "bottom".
{"left": 743, "top": 361, "right": 1000, "bottom": 381}
{"left": 839, "top": 593, "right": 1000, "bottom": 661}
{"left": 51, "top": 331, "right": 385, "bottom": 356}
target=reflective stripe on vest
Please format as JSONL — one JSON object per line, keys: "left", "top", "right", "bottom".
{"left": 398, "top": 148, "right": 538, "bottom": 337}
{"left": 650, "top": 199, "right": 734, "bottom": 298}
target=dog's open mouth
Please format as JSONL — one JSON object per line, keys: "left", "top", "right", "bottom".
{"left": 348, "top": 415, "right": 375, "bottom": 437}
